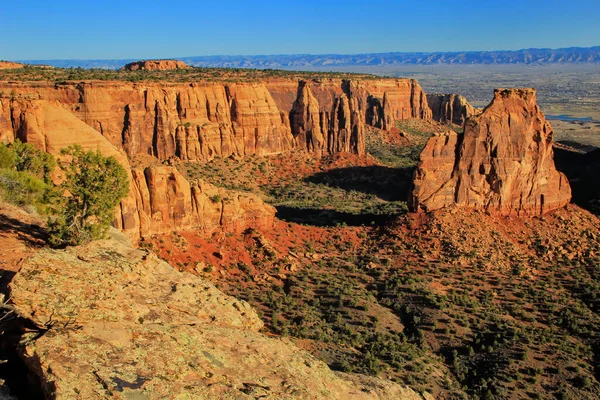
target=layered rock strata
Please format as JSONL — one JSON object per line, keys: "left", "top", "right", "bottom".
{"left": 410, "top": 88, "right": 571, "bottom": 215}
{"left": 122, "top": 59, "right": 190, "bottom": 71}
{"left": 10, "top": 238, "right": 425, "bottom": 400}
{"left": 132, "top": 165, "right": 275, "bottom": 237}
{"left": 0, "top": 77, "right": 431, "bottom": 159}
{"left": 427, "top": 93, "right": 476, "bottom": 126}
{"left": 289, "top": 80, "right": 366, "bottom": 157}
{"left": 0, "top": 99, "right": 275, "bottom": 239}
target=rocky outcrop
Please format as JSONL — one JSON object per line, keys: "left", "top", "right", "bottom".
{"left": 10, "top": 238, "right": 425, "bottom": 399}
{"left": 410, "top": 88, "right": 571, "bottom": 216}
{"left": 132, "top": 165, "right": 275, "bottom": 238}
{"left": 0, "top": 98, "right": 143, "bottom": 235}
{"left": 289, "top": 80, "right": 365, "bottom": 156}
{"left": 0, "top": 61, "right": 23, "bottom": 70}
{"left": 290, "top": 81, "right": 327, "bottom": 156}
{"left": 0, "top": 98, "right": 275, "bottom": 240}
{"left": 1, "top": 77, "right": 431, "bottom": 160}
{"left": 427, "top": 93, "right": 476, "bottom": 126}
{"left": 122, "top": 59, "right": 190, "bottom": 71}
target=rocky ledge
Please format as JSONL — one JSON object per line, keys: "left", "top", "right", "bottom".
{"left": 9, "top": 236, "right": 426, "bottom": 399}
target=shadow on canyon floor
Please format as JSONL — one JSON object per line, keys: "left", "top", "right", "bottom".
{"left": 274, "top": 165, "right": 415, "bottom": 226}
{"left": 554, "top": 147, "right": 600, "bottom": 215}
{"left": 274, "top": 206, "right": 401, "bottom": 227}
{"left": 304, "top": 165, "right": 415, "bottom": 202}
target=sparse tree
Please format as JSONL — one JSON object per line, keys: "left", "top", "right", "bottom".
{"left": 48, "top": 145, "right": 129, "bottom": 246}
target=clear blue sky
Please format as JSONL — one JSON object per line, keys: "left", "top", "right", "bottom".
{"left": 1, "top": 0, "right": 599, "bottom": 60}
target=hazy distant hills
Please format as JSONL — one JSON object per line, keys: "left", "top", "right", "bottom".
{"left": 22, "top": 46, "right": 600, "bottom": 69}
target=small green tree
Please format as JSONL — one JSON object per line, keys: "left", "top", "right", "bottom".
{"left": 0, "top": 140, "right": 56, "bottom": 212}
{"left": 0, "top": 143, "right": 15, "bottom": 169}
{"left": 10, "top": 139, "right": 56, "bottom": 183}
{"left": 48, "top": 145, "right": 129, "bottom": 247}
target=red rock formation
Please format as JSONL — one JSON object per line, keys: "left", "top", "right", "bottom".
{"left": 0, "top": 77, "right": 430, "bottom": 160}
{"left": 289, "top": 80, "right": 365, "bottom": 156}
{"left": 132, "top": 165, "right": 275, "bottom": 238}
{"left": 0, "top": 61, "right": 23, "bottom": 69}
{"left": 289, "top": 81, "right": 326, "bottom": 156}
{"left": 1, "top": 98, "right": 275, "bottom": 240}
{"left": 410, "top": 88, "right": 571, "bottom": 216}
{"left": 427, "top": 93, "right": 476, "bottom": 126}
{"left": 0, "top": 98, "right": 142, "bottom": 235}
{"left": 122, "top": 59, "right": 190, "bottom": 71}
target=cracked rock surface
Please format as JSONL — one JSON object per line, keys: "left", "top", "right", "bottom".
{"left": 10, "top": 235, "right": 424, "bottom": 399}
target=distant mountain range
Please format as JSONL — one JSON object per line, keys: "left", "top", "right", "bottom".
{"left": 22, "top": 46, "right": 600, "bottom": 70}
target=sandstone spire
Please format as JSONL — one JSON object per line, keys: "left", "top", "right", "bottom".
{"left": 410, "top": 88, "right": 571, "bottom": 216}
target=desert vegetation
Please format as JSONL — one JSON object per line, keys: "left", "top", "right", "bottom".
{"left": 0, "top": 64, "right": 379, "bottom": 84}
{"left": 0, "top": 141, "right": 128, "bottom": 246}
{"left": 146, "top": 117, "right": 600, "bottom": 399}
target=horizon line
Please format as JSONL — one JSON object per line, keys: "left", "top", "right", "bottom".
{"left": 13, "top": 45, "right": 600, "bottom": 63}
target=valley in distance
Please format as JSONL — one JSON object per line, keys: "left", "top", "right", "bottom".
{"left": 0, "top": 56, "right": 598, "bottom": 400}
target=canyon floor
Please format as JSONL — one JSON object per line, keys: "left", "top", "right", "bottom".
{"left": 144, "top": 119, "right": 600, "bottom": 400}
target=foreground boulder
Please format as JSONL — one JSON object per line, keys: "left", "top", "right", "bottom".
{"left": 410, "top": 88, "right": 571, "bottom": 215}
{"left": 10, "top": 238, "right": 424, "bottom": 400}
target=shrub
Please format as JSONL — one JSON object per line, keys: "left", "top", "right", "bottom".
{"left": 0, "top": 144, "right": 15, "bottom": 169}
{"left": 10, "top": 140, "right": 56, "bottom": 182}
{"left": 0, "top": 141, "right": 56, "bottom": 212}
{"left": 0, "top": 169, "right": 50, "bottom": 210}
{"left": 48, "top": 145, "right": 129, "bottom": 246}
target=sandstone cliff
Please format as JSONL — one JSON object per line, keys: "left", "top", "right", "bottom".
{"left": 0, "top": 98, "right": 275, "bottom": 239}
{"left": 132, "top": 165, "right": 275, "bottom": 237}
{"left": 410, "top": 88, "right": 571, "bottom": 215}
{"left": 9, "top": 237, "right": 425, "bottom": 400}
{"left": 427, "top": 93, "right": 476, "bottom": 126}
{"left": 0, "top": 77, "right": 430, "bottom": 160}
{"left": 122, "top": 59, "right": 190, "bottom": 71}
{"left": 289, "top": 80, "right": 365, "bottom": 156}
{"left": 0, "top": 98, "right": 143, "bottom": 235}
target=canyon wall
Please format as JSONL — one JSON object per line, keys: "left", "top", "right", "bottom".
{"left": 0, "top": 77, "right": 430, "bottom": 160}
{"left": 0, "top": 76, "right": 431, "bottom": 239}
{"left": 410, "top": 88, "right": 571, "bottom": 216}
{"left": 0, "top": 98, "right": 275, "bottom": 240}
{"left": 427, "top": 93, "right": 476, "bottom": 126}
{"left": 132, "top": 165, "right": 275, "bottom": 237}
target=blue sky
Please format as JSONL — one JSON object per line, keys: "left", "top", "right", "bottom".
{"left": 1, "top": 0, "right": 599, "bottom": 60}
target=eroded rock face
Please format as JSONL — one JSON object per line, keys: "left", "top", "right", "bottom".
{"left": 122, "top": 59, "right": 190, "bottom": 71}
{"left": 0, "top": 98, "right": 143, "bottom": 236}
{"left": 10, "top": 239, "right": 424, "bottom": 400}
{"left": 427, "top": 93, "right": 476, "bottom": 126}
{"left": 289, "top": 80, "right": 365, "bottom": 156}
{"left": 410, "top": 88, "right": 571, "bottom": 215}
{"left": 132, "top": 165, "right": 275, "bottom": 238}
{"left": 0, "top": 99, "right": 274, "bottom": 240}
{"left": 1, "top": 77, "right": 431, "bottom": 159}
